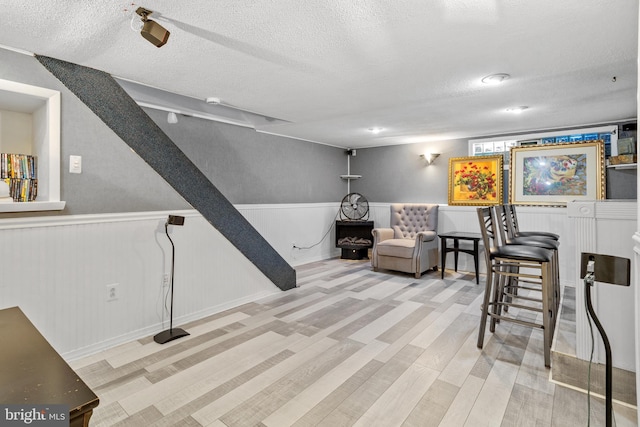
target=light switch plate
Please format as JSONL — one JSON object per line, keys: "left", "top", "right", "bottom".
{"left": 69, "top": 155, "right": 82, "bottom": 174}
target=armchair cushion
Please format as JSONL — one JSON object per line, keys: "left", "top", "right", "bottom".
{"left": 376, "top": 238, "right": 416, "bottom": 258}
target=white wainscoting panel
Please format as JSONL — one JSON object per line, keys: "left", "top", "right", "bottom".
{"left": 236, "top": 203, "right": 342, "bottom": 266}
{"left": 509, "top": 205, "right": 574, "bottom": 286}
{"left": 568, "top": 201, "right": 637, "bottom": 371}
{"left": 0, "top": 211, "right": 280, "bottom": 360}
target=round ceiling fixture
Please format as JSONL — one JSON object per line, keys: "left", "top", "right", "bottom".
{"left": 506, "top": 106, "right": 529, "bottom": 114}
{"left": 368, "top": 127, "right": 384, "bottom": 134}
{"left": 481, "top": 73, "right": 510, "bottom": 85}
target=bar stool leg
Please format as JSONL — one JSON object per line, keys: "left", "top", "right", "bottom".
{"left": 477, "top": 261, "right": 495, "bottom": 348}
{"left": 490, "top": 264, "right": 507, "bottom": 332}
{"left": 541, "top": 260, "right": 553, "bottom": 367}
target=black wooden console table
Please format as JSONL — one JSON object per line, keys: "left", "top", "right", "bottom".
{"left": 438, "top": 231, "right": 482, "bottom": 284}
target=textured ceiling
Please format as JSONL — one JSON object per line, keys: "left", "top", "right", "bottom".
{"left": 1, "top": 1, "right": 638, "bottom": 148}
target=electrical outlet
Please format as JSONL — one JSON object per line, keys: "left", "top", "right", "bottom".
{"left": 162, "top": 274, "right": 170, "bottom": 287}
{"left": 107, "top": 283, "right": 119, "bottom": 301}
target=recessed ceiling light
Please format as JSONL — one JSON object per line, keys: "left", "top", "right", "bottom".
{"left": 506, "top": 106, "right": 529, "bottom": 114}
{"left": 481, "top": 73, "right": 510, "bottom": 85}
{"left": 368, "top": 127, "right": 384, "bottom": 134}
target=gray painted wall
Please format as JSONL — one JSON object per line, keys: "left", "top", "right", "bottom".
{"left": 0, "top": 49, "right": 188, "bottom": 216}
{"left": 0, "top": 49, "right": 345, "bottom": 217}
{"left": 0, "top": 48, "right": 635, "bottom": 218}
{"left": 607, "top": 168, "right": 637, "bottom": 199}
{"left": 350, "top": 139, "right": 469, "bottom": 204}
{"left": 351, "top": 136, "right": 636, "bottom": 203}
{"left": 147, "top": 109, "right": 345, "bottom": 204}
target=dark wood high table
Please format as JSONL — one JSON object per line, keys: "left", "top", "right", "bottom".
{"left": 0, "top": 306, "right": 99, "bottom": 427}
{"left": 438, "top": 231, "right": 482, "bottom": 284}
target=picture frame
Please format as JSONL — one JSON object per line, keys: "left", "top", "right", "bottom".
{"left": 617, "top": 137, "right": 636, "bottom": 155}
{"left": 509, "top": 140, "right": 605, "bottom": 206}
{"left": 518, "top": 140, "right": 540, "bottom": 146}
{"left": 448, "top": 155, "right": 503, "bottom": 206}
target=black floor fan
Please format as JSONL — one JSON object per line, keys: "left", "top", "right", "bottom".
{"left": 580, "top": 253, "right": 630, "bottom": 427}
{"left": 154, "top": 215, "right": 190, "bottom": 344}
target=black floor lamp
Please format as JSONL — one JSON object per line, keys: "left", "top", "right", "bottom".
{"left": 154, "top": 215, "right": 190, "bottom": 344}
{"left": 580, "top": 252, "right": 630, "bottom": 427}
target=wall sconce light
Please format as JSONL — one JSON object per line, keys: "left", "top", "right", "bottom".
{"left": 167, "top": 112, "right": 178, "bottom": 124}
{"left": 420, "top": 153, "right": 440, "bottom": 165}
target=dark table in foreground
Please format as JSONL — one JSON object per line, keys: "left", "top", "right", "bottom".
{"left": 0, "top": 306, "right": 99, "bottom": 427}
{"left": 438, "top": 231, "right": 482, "bottom": 284}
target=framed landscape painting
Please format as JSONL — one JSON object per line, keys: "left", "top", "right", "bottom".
{"left": 509, "top": 140, "right": 605, "bottom": 206}
{"left": 448, "top": 155, "right": 503, "bottom": 206}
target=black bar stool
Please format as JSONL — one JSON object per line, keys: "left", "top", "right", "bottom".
{"left": 476, "top": 207, "right": 556, "bottom": 367}
{"left": 500, "top": 205, "right": 561, "bottom": 314}
{"left": 505, "top": 204, "right": 559, "bottom": 240}
{"left": 495, "top": 205, "right": 561, "bottom": 316}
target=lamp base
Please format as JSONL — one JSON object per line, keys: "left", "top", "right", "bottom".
{"left": 153, "top": 327, "right": 189, "bottom": 344}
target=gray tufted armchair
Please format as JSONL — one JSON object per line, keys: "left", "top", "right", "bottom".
{"left": 371, "top": 204, "right": 439, "bottom": 278}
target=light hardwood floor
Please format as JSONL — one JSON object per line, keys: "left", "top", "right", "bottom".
{"left": 71, "top": 258, "right": 638, "bottom": 426}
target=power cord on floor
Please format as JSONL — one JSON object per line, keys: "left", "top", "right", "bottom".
{"left": 292, "top": 208, "right": 340, "bottom": 250}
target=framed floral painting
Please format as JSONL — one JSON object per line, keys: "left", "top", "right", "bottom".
{"left": 509, "top": 140, "right": 605, "bottom": 206}
{"left": 448, "top": 155, "right": 503, "bottom": 206}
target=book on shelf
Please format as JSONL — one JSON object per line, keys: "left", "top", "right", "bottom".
{"left": 1, "top": 153, "right": 38, "bottom": 202}
{"left": 1, "top": 153, "right": 37, "bottom": 180}
{"left": 3, "top": 178, "right": 38, "bottom": 202}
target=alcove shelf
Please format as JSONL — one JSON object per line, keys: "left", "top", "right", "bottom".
{"left": 606, "top": 163, "right": 637, "bottom": 170}
{"left": 0, "top": 201, "right": 66, "bottom": 212}
{"left": 0, "top": 79, "right": 65, "bottom": 212}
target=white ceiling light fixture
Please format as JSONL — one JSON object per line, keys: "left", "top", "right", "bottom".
{"left": 481, "top": 73, "right": 510, "bottom": 85}
{"left": 506, "top": 106, "right": 529, "bottom": 114}
{"left": 368, "top": 127, "right": 384, "bottom": 134}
